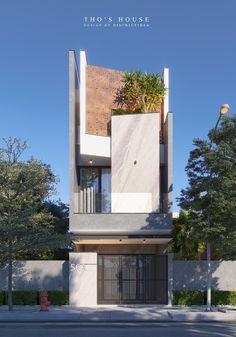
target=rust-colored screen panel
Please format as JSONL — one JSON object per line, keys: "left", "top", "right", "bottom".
{"left": 86, "top": 64, "right": 124, "bottom": 137}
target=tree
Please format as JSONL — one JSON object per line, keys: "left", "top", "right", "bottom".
{"left": 178, "top": 115, "right": 236, "bottom": 260}
{"left": 41, "top": 200, "right": 69, "bottom": 259}
{"left": 0, "top": 138, "right": 69, "bottom": 310}
{"left": 21, "top": 200, "right": 69, "bottom": 260}
{"left": 113, "top": 70, "right": 166, "bottom": 114}
{"left": 171, "top": 211, "right": 205, "bottom": 260}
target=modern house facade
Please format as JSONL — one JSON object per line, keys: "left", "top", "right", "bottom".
{"left": 69, "top": 50, "right": 173, "bottom": 306}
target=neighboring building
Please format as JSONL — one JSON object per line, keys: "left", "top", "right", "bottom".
{"left": 69, "top": 50, "right": 173, "bottom": 306}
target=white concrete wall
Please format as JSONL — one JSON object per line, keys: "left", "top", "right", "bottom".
{"left": 69, "top": 253, "right": 97, "bottom": 306}
{"left": 173, "top": 261, "right": 236, "bottom": 291}
{"left": 111, "top": 113, "right": 160, "bottom": 213}
{"left": 163, "top": 68, "right": 169, "bottom": 123}
{"left": 0, "top": 261, "right": 68, "bottom": 290}
{"left": 69, "top": 50, "right": 80, "bottom": 216}
{"left": 79, "top": 50, "right": 111, "bottom": 158}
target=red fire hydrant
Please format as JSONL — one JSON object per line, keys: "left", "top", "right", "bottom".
{"left": 40, "top": 291, "right": 50, "bottom": 311}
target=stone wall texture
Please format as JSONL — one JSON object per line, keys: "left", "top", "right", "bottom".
{"left": 86, "top": 64, "right": 124, "bottom": 137}
{"left": 111, "top": 113, "right": 160, "bottom": 213}
{"left": 69, "top": 253, "right": 97, "bottom": 306}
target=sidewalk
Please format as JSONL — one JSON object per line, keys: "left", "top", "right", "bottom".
{"left": 0, "top": 305, "right": 236, "bottom": 322}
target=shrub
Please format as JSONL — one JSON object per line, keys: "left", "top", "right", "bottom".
{"left": 173, "top": 291, "right": 204, "bottom": 305}
{"left": 0, "top": 291, "right": 5, "bottom": 305}
{"left": 173, "top": 290, "right": 236, "bottom": 306}
{"left": 212, "top": 291, "right": 236, "bottom": 306}
{"left": 10, "top": 291, "right": 38, "bottom": 305}
{"left": 47, "top": 291, "right": 69, "bottom": 305}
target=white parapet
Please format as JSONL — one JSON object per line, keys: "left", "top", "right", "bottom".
{"left": 163, "top": 67, "right": 169, "bottom": 122}
{"left": 79, "top": 50, "right": 111, "bottom": 158}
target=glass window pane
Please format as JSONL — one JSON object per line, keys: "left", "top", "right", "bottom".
{"left": 80, "top": 168, "right": 111, "bottom": 213}
{"left": 101, "top": 168, "right": 111, "bottom": 213}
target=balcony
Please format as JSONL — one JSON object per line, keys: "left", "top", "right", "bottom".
{"left": 70, "top": 212, "right": 172, "bottom": 236}
{"left": 79, "top": 191, "right": 111, "bottom": 213}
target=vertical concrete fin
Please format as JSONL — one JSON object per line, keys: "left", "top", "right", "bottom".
{"left": 163, "top": 68, "right": 169, "bottom": 123}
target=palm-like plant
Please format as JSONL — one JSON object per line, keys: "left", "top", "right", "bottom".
{"left": 171, "top": 211, "right": 205, "bottom": 259}
{"left": 113, "top": 70, "right": 166, "bottom": 114}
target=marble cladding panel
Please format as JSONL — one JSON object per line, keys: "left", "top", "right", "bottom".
{"left": 112, "top": 113, "right": 160, "bottom": 213}
{"left": 69, "top": 253, "right": 97, "bottom": 306}
{"left": 86, "top": 65, "right": 124, "bottom": 137}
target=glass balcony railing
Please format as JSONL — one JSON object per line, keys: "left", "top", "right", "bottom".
{"left": 79, "top": 190, "right": 111, "bottom": 214}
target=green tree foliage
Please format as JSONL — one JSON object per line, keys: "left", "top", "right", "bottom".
{"left": 113, "top": 70, "right": 166, "bottom": 114}
{"left": 21, "top": 200, "right": 69, "bottom": 260}
{"left": 178, "top": 115, "right": 236, "bottom": 259}
{"left": 0, "top": 138, "right": 69, "bottom": 310}
{"left": 171, "top": 211, "right": 205, "bottom": 259}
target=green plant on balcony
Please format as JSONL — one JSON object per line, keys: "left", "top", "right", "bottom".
{"left": 113, "top": 70, "right": 166, "bottom": 115}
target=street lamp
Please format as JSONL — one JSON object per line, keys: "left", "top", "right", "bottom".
{"left": 213, "top": 104, "right": 230, "bottom": 132}
{"left": 206, "top": 103, "right": 230, "bottom": 312}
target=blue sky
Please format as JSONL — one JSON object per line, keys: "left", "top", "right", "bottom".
{"left": 0, "top": 0, "right": 235, "bottom": 211}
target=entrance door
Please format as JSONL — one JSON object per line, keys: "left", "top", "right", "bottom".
{"left": 97, "top": 254, "right": 167, "bottom": 304}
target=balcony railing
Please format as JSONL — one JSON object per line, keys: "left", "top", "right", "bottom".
{"left": 79, "top": 189, "right": 111, "bottom": 214}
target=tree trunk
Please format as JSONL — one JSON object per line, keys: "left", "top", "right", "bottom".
{"left": 8, "top": 240, "right": 13, "bottom": 311}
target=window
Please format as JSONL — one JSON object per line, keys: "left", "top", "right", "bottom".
{"left": 80, "top": 167, "right": 111, "bottom": 213}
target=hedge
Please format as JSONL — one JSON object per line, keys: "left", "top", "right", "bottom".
{"left": 211, "top": 291, "right": 236, "bottom": 306}
{"left": 0, "top": 291, "right": 5, "bottom": 305}
{"left": 12, "top": 291, "right": 38, "bottom": 305}
{"left": 47, "top": 291, "right": 69, "bottom": 305}
{"left": 1, "top": 290, "right": 236, "bottom": 306}
{"left": 173, "top": 291, "right": 204, "bottom": 305}
{"left": 1, "top": 291, "right": 69, "bottom": 305}
{"left": 173, "top": 291, "right": 236, "bottom": 306}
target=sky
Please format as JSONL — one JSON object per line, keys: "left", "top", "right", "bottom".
{"left": 0, "top": 0, "right": 235, "bottom": 211}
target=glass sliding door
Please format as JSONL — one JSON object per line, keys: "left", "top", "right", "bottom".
{"left": 80, "top": 167, "right": 111, "bottom": 213}
{"left": 80, "top": 168, "right": 100, "bottom": 213}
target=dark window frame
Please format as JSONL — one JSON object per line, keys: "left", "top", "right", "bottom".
{"left": 97, "top": 254, "right": 168, "bottom": 305}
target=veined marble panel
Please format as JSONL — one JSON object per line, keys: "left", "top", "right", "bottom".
{"left": 112, "top": 113, "right": 160, "bottom": 213}
{"left": 69, "top": 253, "right": 97, "bottom": 306}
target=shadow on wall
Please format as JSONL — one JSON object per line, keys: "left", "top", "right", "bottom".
{"left": 143, "top": 213, "right": 172, "bottom": 231}
{"left": 0, "top": 261, "right": 26, "bottom": 291}
{"left": 142, "top": 197, "right": 173, "bottom": 232}
{"left": 173, "top": 261, "right": 220, "bottom": 291}
{"left": 0, "top": 261, "right": 69, "bottom": 291}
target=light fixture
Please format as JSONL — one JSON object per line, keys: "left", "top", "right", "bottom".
{"left": 89, "top": 159, "right": 93, "bottom": 165}
{"left": 220, "top": 104, "right": 230, "bottom": 115}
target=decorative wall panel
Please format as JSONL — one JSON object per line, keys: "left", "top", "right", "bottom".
{"left": 86, "top": 65, "right": 124, "bottom": 136}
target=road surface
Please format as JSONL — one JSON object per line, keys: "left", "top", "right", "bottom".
{"left": 0, "top": 322, "right": 236, "bottom": 337}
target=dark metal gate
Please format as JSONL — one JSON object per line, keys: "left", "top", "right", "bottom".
{"left": 97, "top": 254, "right": 167, "bottom": 304}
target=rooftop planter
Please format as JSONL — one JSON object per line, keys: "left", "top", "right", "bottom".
{"left": 112, "top": 70, "right": 166, "bottom": 116}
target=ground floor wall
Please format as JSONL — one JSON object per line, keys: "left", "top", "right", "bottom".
{"left": 0, "top": 261, "right": 68, "bottom": 291}
{"left": 1, "top": 260, "right": 236, "bottom": 298}
{"left": 173, "top": 260, "right": 236, "bottom": 291}
{"left": 69, "top": 244, "right": 168, "bottom": 306}
{"left": 69, "top": 253, "right": 97, "bottom": 306}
